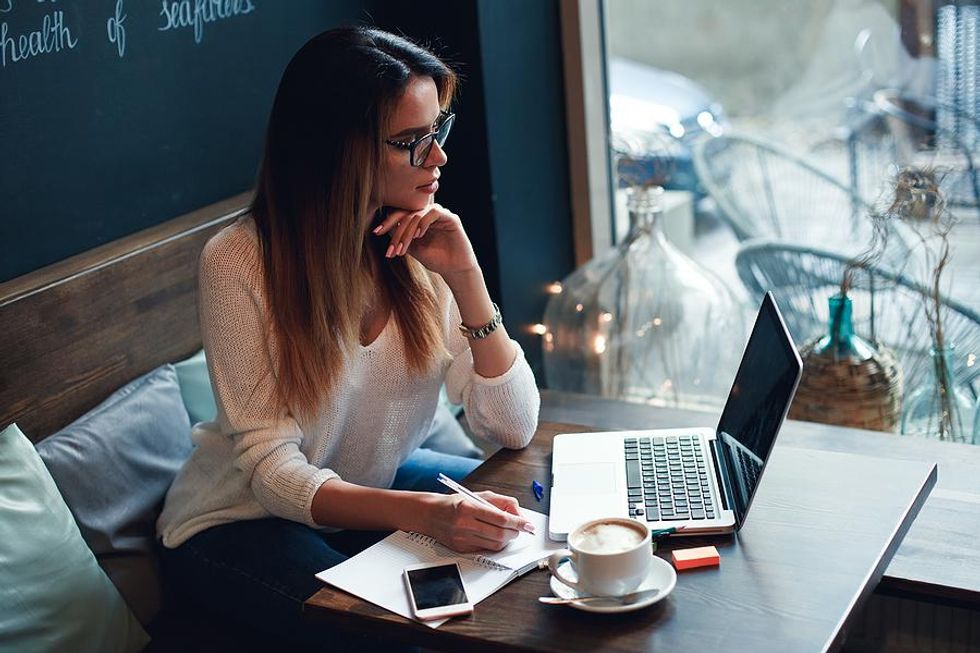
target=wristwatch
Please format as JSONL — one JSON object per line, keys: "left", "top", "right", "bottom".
{"left": 458, "top": 302, "right": 502, "bottom": 340}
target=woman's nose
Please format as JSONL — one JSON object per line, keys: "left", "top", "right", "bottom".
{"left": 425, "top": 139, "right": 448, "bottom": 167}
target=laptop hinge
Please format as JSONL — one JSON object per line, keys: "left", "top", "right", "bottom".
{"left": 711, "top": 438, "right": 739, "bottom": 525}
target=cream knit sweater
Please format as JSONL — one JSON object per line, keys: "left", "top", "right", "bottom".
{"left": 157, "top": 217, "right": 540, "bottom": 548}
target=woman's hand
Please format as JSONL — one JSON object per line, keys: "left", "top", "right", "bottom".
{"left": 372, "top": 201, "right": 478, "bottom": 277}
{"left": 420, "top": 490, "right": 535, "bottom": 553}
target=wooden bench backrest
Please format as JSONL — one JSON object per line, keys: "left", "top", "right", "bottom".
{"left": 0, "top": 192, "right": 249, "bottom": 443}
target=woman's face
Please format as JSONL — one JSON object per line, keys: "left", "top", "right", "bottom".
{"left": 379, "top": 75, "right": 448, "bottom": 212}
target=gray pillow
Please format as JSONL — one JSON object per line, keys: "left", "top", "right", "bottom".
{"left": 36, "top": 364, "right": 193, "bottom": 626}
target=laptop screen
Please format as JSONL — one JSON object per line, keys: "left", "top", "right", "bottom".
{"left": 715, "top": 293, "right": 802, "bottom": 528}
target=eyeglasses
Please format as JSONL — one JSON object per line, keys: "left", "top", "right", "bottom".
{"left": 385, "top": 111, "right": 455, "bottom": 167}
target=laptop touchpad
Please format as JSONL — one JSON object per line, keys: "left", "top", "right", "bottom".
{"left": 555, "top": 462, "right": 618, "bottom": 494}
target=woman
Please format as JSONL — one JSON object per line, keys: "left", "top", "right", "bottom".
{"left": 157, "top": 26, "right": 539, "bottom": 647}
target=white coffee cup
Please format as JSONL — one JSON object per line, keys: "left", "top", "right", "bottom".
{"left": 547, "top": 517, "right": 652, "bottom": 597}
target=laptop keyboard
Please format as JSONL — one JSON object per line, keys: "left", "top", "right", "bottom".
{"left": 625, "top": 435, "right": 716, "bottom": 522}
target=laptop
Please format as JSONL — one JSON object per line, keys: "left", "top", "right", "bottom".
{"left": 548, "top": 292, "right": 803, "bottom": 540}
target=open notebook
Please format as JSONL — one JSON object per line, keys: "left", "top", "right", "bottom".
{"left": 315, "top": 509, "right": 561, "bottom": 628}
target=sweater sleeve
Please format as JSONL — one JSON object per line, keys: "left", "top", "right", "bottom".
{"left": 438, "top": 280, "right": 540, "bottom": 449}
{"left": 198, "top": 226, "right": 337, "bottom": 528}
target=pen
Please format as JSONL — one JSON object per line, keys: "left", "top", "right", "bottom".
{"left": 531, "top": 480, "right": 544, "bottom": 502}
{"left": 436, "top": 473, "right": 535, "bottom": 534}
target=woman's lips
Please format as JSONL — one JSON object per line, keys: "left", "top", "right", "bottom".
{"left": 416, "top": 179, "right": 439, "bottom": 193}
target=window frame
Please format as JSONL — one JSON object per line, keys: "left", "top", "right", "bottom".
{"left": 559, "top": 0, "right": 615, "bottom": 265}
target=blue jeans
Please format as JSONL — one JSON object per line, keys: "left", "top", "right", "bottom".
{"left": 159, "top": 449, "right": 481, "bottom": 651}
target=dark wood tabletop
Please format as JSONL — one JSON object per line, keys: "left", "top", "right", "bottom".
{"left": 537, "top": 390, "right": 980, "bottom": 605}
{"left": 305, "top": 391, "right": 938, "bottom": 653}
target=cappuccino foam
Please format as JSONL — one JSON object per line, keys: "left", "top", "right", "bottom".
{"left": 574, "top": 521, "right": 645, "bottom": 554}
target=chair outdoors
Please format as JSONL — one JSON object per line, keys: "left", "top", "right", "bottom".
{"left": 856, "top": 89, "right": 980, "bottom": 215}
{"left": 735, "top": 238, "right": 980, "bottom": 400}
{"left": 693, "top": 133, "right": 912, "bottom": 269}
{"left": 936, "top": 2, "right": 980, "bottom": 154}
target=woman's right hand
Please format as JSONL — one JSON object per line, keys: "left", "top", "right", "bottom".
{"left": 420, "top": 491, "right": 535, "bottom": 553}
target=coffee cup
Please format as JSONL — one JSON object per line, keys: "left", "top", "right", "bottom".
{"left": 547, "top": 517, "right": 652, "bottom": 597}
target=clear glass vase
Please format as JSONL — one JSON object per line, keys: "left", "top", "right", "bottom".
{"left": 901, "top": 346, "right": 976, "bottom": 443}
{"left": 542, "top": 186, "right": 746, "bottom": 410}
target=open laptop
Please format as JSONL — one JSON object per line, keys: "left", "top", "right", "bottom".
{"left": 548, "top": 292, "right": 803, "bottom": 540}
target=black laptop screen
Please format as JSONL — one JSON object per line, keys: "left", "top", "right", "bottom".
{"left": 715, "top": 293, "right": 801, "bottom": 526}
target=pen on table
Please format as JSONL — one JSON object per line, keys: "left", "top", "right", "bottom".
{"left": 436, "top": 473, "right": 536, "bottom": 534}
{"left": 531, "top": 480, "right": 544, "bottom": 502}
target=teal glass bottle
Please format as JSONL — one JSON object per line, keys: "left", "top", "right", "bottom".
{"left": 901, "top": 346, "right": 976, "bottom": 443}
{"left": 789, "top": 293, "right": 903, "bottom": 432}
{"left": 813, "top": 294, "right": 875, "bottom": 360}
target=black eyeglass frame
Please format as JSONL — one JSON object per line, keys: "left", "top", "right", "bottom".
{"left": 385, "top": 110, "right": 455, "bottom": 167}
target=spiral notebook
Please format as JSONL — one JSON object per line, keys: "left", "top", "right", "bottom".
{"left": 315, "top": 508, "right": 560, "bottom": 628}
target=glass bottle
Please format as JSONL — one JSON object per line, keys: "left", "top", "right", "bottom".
{"left": 814, "top": 294, "right": 876, "bottom": 359}
{"left": 901, "top": 346, "right": 976, "bottom": 443}
{"left": 542, "top": 185, "right": 746, "bottom": 410}
{"left": 789, "top": 294, "right": 903, "bottom": 432}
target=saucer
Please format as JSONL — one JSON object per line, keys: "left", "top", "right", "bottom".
{"left": 549, "top": 555, "right": 677, "bottom": 613}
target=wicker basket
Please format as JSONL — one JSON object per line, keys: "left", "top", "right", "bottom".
{"left": 789, "top": 338, "right": 904, "bottom": 432}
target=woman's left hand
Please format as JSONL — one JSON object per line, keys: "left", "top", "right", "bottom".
{"left": 373, "top": 201, "right": 478, "bottom": 277}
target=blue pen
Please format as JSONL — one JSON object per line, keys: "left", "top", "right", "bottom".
{"left": 531, "top": 480, "right": 544, "bottom": 502}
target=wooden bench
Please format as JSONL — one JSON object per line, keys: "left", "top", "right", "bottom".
{"left": 0, "top": 192, "right": 269, "bottom": 651}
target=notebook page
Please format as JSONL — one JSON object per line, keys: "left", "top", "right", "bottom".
{"left": 315, "top": 509, "right": 562, "bottom": 628}
{"left": 483, "top": 509, "right": 561, "bottom": 571}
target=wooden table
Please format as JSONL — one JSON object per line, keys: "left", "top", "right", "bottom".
{"left": 306, "top": 392, "right": 939, "bottom": 652}
{"left": 537, "top": 390, "right": 980, "bottom": 606}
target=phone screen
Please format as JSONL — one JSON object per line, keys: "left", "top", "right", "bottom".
{"left": 406, "top": 564, "right": 468, "bottom": 610}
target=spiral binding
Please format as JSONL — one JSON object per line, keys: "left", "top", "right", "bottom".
{"left": 405, "top": 532, "right": 510, "bottom": 571}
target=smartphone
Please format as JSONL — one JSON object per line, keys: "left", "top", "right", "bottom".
{"left": 403, "top": 561, "right": 473, "bottom": 621}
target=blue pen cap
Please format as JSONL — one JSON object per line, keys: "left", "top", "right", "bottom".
{"left": 531, "top": 480, "right": 544, "bottom": 501}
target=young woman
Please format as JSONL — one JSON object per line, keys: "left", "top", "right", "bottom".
{"left": 157, "top": 26, "right": 540, "bottom": 647}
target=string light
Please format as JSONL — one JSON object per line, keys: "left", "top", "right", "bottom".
{"left": 546, "top": 281, "right": 563, "bottom": 295}
{"left": 530, "top": 323, "right": 547, "bottom": 336}
{"left": 575, "top": 303, "right": 584, "bottom": 312}
{"left": 543, "top": 332, "right": 554, "bottom": 352}
{"left": 600, "top": 312, "right": 613, "bottom": 323}
{"left": 593, "top": 334, "right": 607, "bottom": 354}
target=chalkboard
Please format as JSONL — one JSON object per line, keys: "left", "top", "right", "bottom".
{"left": 0, "top": 0, "right": 367, "bottom": 282}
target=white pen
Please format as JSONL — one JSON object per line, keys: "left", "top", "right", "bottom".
{"left": 436, "top": 473, "right": 536, "bottom": 534}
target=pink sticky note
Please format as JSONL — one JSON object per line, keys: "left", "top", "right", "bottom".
{"left": 672, "top": 545, "right": 720, "bottom": 570}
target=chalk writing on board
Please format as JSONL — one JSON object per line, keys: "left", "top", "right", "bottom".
{"left": 107, "top": 0, "right": 126, "bottom": 58}
{"left": 1, "top": 9, "right": 78, "bottom": 68}
{"left": 0, "top": 1, "right": 12, "bottom": 15}
{"left": 158, "top": 0, "right": 256, "bottom": 45}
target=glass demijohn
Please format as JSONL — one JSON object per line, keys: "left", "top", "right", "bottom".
{"left": 542, "top": 186, "right": 746, "bottom": 410}
{"left": 901, "top": 346, "right": 977, "bottom": 443}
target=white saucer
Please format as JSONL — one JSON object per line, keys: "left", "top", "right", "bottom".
{"left": 549, "top": 554, "right": 677, "bottom": 613}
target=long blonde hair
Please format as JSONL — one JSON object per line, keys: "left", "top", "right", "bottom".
{"left": 249, "top": 27, "right": 457, "bottom": 419}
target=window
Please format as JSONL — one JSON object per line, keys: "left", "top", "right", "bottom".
{"left": 553, "top": 0, "right": 979, "bottom": 440}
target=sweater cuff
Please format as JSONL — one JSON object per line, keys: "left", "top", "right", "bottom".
{"left": 300, "top": 467, "right": 341, "bottom": 529}
{"left": 470, "top": 341, "right": 527, "bottom": 386}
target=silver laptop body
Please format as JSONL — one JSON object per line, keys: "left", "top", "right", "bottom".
{"left": 548, "top": 293, "right": 802, "bottom": 541}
